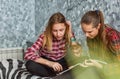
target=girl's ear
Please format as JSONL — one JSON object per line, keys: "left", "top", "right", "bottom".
{"left": 97, "top": 23, "right": 101, "bottom": 29}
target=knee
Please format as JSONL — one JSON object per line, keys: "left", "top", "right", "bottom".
{"left": 25, "top": 60, "right": 38, "bottom": 70}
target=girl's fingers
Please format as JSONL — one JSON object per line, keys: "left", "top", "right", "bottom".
{"left": 52, "top": 63, "right": 63, "bottom": 72}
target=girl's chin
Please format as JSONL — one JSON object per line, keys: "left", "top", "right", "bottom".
{"left": 87, "top": 36, "right": 94, "bottom": 39}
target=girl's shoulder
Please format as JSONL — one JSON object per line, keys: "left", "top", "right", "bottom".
{"left": 38, "top": 33, "right": 45, "bottom": 38}
{"left": 105, "top": 24, "right": 119, "bottom": 33}
{"left": 105, "top": 24, "right": 120, "bottom": 40}
{"left": 105, "top": 24, "right": 113, "bottom": 31}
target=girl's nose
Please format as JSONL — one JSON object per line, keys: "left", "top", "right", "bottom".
{"left": 57, "top": 32, "right": 61, "bottom": 36}
{"left": 85, "top": 33, "right": 89, "bottom": 37}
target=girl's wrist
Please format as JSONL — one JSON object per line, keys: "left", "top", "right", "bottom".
{"left": 71, "top": 37, "right": 76, "bottom": 42}
{"left": 47, "top": 61, "right": 54, "bottom": 67}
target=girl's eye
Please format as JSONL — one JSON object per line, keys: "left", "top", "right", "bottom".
{"left": 53, "top": 30, "right": 57, "bottom": 32}
{"left": 88, "top": 31, "right": 92, "bottom": 33}
{"left": 60, "top": 29, "right": 64, "bottom": 31}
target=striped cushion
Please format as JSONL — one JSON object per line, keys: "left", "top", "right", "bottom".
{"left": 0, "top": 59, "right": 52, "bottom": 79}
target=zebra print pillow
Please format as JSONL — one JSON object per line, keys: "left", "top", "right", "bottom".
{"left": 0, "top": 59, "right": 52, "bottom": 79}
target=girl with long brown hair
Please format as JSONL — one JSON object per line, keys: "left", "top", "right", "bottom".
{"left": 80, "top": 10, "right": 120, "bottom": 62}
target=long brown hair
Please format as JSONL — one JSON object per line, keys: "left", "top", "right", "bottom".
{"left": 42, "top": 12, "right": 71, "bottom": 51}
{"left": 80, "top": 10, "right": 119, "bottom": 61}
